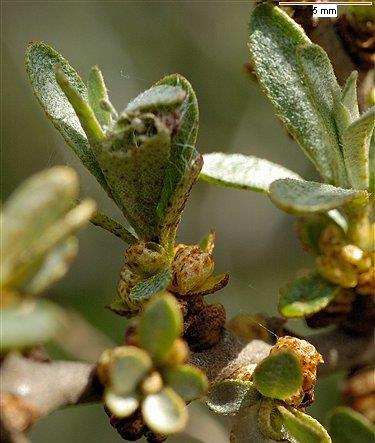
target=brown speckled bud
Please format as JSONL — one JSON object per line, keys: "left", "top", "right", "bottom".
{"left": 184, "top": 303, "right": 226, "bottom": 351}
{"left": 343, "top": 367, "right": 375, "bottom": 423}
{"left": 118, "top": 266, "right": 141, "bottom": 305}
{"left": 316, "top": 256, "right": 358, "bottom": 288}
{"left": 169, "top": 244, "right": 214, "bottom": 295}
{"left": 270, "top": 336, "right": 323, "bottom": 408}
{"left": 144, "top": 429, "right": 168, "bottom": 443}
{"left": 125, "top": 241, "right": 167, "bottom": 277}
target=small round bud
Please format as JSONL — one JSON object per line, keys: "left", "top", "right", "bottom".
{"left": 125, "top": 241, "right": 167, "bottom": 277}
{"left": 141, "top": 371, "right": 163, "bottom": 396}
{"left": 161, "top": 338, "right": 190, "bottom": 367}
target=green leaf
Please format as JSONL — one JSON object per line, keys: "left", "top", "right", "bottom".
{"left": 110, "top": 347, "right": 152, "bottom": 396}
{"left": 55, "top": 66, "right": 105, "bottom": 147}
{"left": 97, "top": 127, "right": 172, "bottom": 240}
{"left": 129, "top": 268, "right": 172, "bottom": 306}
{"left": 341, "top": 71, "right": 359, "bottom": 121}
{"left": 25, "top": 42, "right": 109, "bottom": 193}
{"left": 87, "top": 65, "right": 111, "bottom": 128}
{"left": 230, "top": 405, "right": 276, "bottom": 443}
{"left": 279, "top": 273, "right": 340, "bottom": 318}
{"left": 257, "top": 398, "right": 284, "bottom": 441}
{"left": 207, "top": 379, "right": 261, "bottom": 415}
{"left": 163, "top": 364, "right": 208, "bottom": 401}
{"left": 126, "top": 84, "right": 186, "bottom": 113}
{"left": 155, "top": 74, "right": 201, "bottom": 247}
{"left": 269, "top": 179, "right": 368, "bottom": 214}
{"left": 23, "top": 238, "right": 78, "bottom": 295}
{"left": 369, "top": 130, "right": 375, "bottom": 197}
{"left": 1, "top": 300, "right": 63, "bottom": 352}
{"left": 90, "top": 210, "right": 138, "bottom": 244}
{"left": 343, "top": 106, "right": 375, "bottom": 190}
{"left": 279, "top": 406, "right": 331, "bottom": 443}
{"left": 249, "top": 4, "right": 336, "bottom": 182}
{"left": 199, "top": 229, "right": 215, "bottom": 253}
{"left": 296, "top": 44, "right": 347, "bottom": 186}
{"left": 328, "top": 407, "right": 374, "bottom": 443}
{"left": 253, "top": 351, "right": 302, "bottom": 400}
{"left": 142, "top": 387, "right": 188, "bottom": 435}
{"left": 104, "top": 389, "right": 139, "bottom": 418}
{"left": 139, "top": 293, "right": 182, "bottom": 361}
{"left": 200, "top": 153, "right": 301, "bottom": 194}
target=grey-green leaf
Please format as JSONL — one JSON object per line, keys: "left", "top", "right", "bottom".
{"left": 90, "top": 210, "right": 138, "bottom": 244}
{"left": 296, "top": 44, "right": 346, "bottom": 186}
{"left": 129, "top": 268, "right": 171, "bottom": 306}
{"left": 155, "top": 74, "right": 201, "bottom": 247}
{"left": 207, "top": 379, "right": 261, "bottom": 415}
{"left": 1, "top": 300, "right": 63, "bottom": 352}
{"left": 126, "top": 85, "right": 186, "bottom": 113}
{"left": 163, "top": 364, "right": 208, "bottom": 401}
{"left": 249, "top": 4, "right": 335, "bottom": 182}
{"left": 343, "top": 106, "right": 375, "bottom": 190}
{"left": 97, "top": 128, "right": 171, "bottom": 240}
{"left": 269, "top": 178, "right": 368, "bottom": 214}
{"left": 25, "top": 42, "right": 109, "bottom": 192}
{"left": 142, "top": 387, "right": 188, "bottom": 435}
{"left": 200, "top": 153, "right": 301, "bottom": 194}
{"left": 253, "top": 351, "right": 302, "bottom": 400}
{"left": 88, "top": 65, "right": 111, "bottom": 128}
{"left": 110, "top": 347, "right": 152, "bottom": 396}
{"left": 278, "top": 406, "right": 331, "bottom": 443}
{"left": 230, "top": 405, "right": 275, "bottom": 443}
{"left": 279, "top": 273, "right": 340, "bottom": 318}
{"left": 328, "top": 407, "right": 374, "bottom": 443}
{"left": 104, "top": 389, "right": 139, "bottom": 418}
{"left": 139, "top": 293, "right": 182, "bottom": 361}
{"left": 341, "top": 71, "right": 359, "bottom": 121}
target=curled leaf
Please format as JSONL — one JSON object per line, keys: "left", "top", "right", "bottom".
{"left": 87, "top": 65, "right": 111, "bottom": 128}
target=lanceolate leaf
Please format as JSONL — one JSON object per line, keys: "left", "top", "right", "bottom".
{"left": 341, "top": 71, "right": 359, "bottom": 121}
{"left": 90, "top": 210, "right": 138, "bottom": 244}
{"left": 253, "top": 351, "right": 302, "bottom": 400}
{"left": 207, "top": 380, "right": 261, "bottom": 415}
{"left": 155, "top": 74, "right": 201, "bottom": 246}
{"left": 87, "top": 65, "right": 111, "bottom": 128}
{"left": 249, "top": 4, "right": 335, "bottom": 182}
{"left": 279, "top": 273, "right": 340, "bottom": 318}
{"left": 139, "top": 293, "right": 182, "bottom": 361}
{"left": 142, "top": 387, "right": 188, "bottom": 435}
{"left": 25, "top": 42, "right": 110, "bottom": 193}
{"left": 343, "top": 106, "right": 375, "bottom": 190}
{"left": 269, "top": 179, "right": 368, "bottom": 214}
{"left": 129, "top": 268, "right": 172, "bottom": 306}
{"left": 296, "top": 44, "right": 347, "bottom": 186}
{"left": 328, "top": 407, "right": 375, "bottom": 443}
{"left": 278, "top": 406, "right": 331, "bottom": 443}
{"left": 200, "top": 153, "right": 301, "bottom": 194}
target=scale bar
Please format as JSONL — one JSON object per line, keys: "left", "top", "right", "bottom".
{"left": 278, "top": 2, "right": 372, "bottom": 4}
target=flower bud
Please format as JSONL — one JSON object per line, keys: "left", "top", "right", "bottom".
{"left": 169, "top": 245, "right": 214, "bottom": 295}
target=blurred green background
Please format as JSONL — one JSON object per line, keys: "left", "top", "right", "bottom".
{"left": 2, "top": 1, "right": 343, "bottom": 441}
